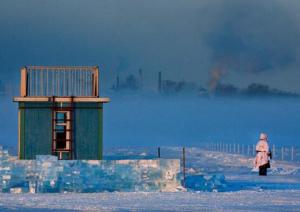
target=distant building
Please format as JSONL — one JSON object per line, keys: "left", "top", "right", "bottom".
{"left": 112, "top": 72, "right": 140, "bottom": 91}
{"left": 215, "top": 83, "right": 238, "bottom": 96}
{"left": 157, "top": 71, "right": 198, "bottom": 95}
{"left": 14, "top": 66, "right": 110, "bottom": 160}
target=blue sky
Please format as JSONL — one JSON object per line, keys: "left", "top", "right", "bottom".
{"left": 1, "top": 0, "right": 300, "bottom": 93}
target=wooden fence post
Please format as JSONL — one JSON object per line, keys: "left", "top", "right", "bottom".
{"left": 272, "top": 144, "right": 275, "bottom": 160}
{"left": 182, "top": 147, "right": 186, "bottom": 187}
{"left": 158, "top": 147, "right": 161, "bottom": 158}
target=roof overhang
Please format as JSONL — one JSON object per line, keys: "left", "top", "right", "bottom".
{"left": 13, "top": 96, "right": 110, "bottom": 103}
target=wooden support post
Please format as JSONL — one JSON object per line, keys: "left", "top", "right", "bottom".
{"left": 63, "top": 69, "right": 66, "bottom": 96}
{"left": 20, "top": 67, "right": 27, "bottom": 97}
{"left": 158, "top": 147, "right": 161, "bottom": 158}
{"left": 94, "top": 67, "right": 99, "bottom": 97}
{"left": 46, "top": 69, "right": 49, "bottom": 96}
{"left": 40, "top": 69, "right": 43, "bottom": 96}
{"left": 52, "top": 70, "right": 54, "bottom": 96}
{"left": 281, "top": 146, "right": 284, "bottom": 161}
{"left": 80, "top": 69, "right": 83, "bottom": 96}
{"left": 35, "top": 69, "right": 38, "bottom": 96}
{"left": 291, "top": 146, "right": 294, "bottom": 161}
{"left": 56, "top": 70, "right": 59, "bottom": 96}
{"left": 247, "top": 145, "right": 250, "bottom": 155}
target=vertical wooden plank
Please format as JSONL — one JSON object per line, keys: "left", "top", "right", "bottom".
{"left": 98, "top": 103, "right": 103, "bottom": 160}
{"left": 85, "top": 70, "right": 88, "bottom": 96}
{"left": 35, "top": 69, "right": 38, "bottom": 96}
{"left": 46, "top": 69, "right": 49, "bottom": 96}
{"left": 76, "top": 70, "right": 78, "bottom": 96}
{"left": 52, "top": 70, "right": 54, "bottom": 96}
{"left": 91, "top": 73, "right": 95, "bottom": 96}
{"left": 94, "top": 67, "right": 99, "bottom": 97}
{"left": 19, "top": 103, "right": 25, "bottom": 159}
{"left": 81, "top": 69, "right": 83, "bottom": 96}
{"left": 20, "top": 67, "right": 27, "bottom": 97}
{"left": 63, "top": 69, "right": 66, "bottom": 96}
{"left": 97, "top": 66, "right": 99, "bottom": 96}
{"left": 40, "top": 69, "right": 43, "bottom": 96}
{"left": 18, "top": 110, "right": 20, "bottom": 158}
{"left": 57, "top": 70, "right": 60, "bottom": 96}
{"left": 66, "top": 111, "right": 71, "bottom": 150}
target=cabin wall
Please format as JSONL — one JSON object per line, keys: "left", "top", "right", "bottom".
{"left": 19, "top": 102, "right": 52, "bottom": 159}
{"left": 18, "top": 102, "right": 103, "bottom": 160}
{"left": 74, "top": 103, "right": 103, "bottom": 160}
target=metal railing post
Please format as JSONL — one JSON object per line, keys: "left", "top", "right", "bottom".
{"left": 182, "top": 147, "right": 186, "bottom": 187}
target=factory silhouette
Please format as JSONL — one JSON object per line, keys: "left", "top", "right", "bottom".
{"left": 111, "top": 69, "right": 299, "bottom": 98}
{"left": 0, "top": 69, "right": 298, "bottom": 98}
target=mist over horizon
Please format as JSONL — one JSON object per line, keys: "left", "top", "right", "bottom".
{"left": 1, "top": 93, "right": 300, "bottom": 155}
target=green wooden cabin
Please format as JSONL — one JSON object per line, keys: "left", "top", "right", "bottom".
{"left": 14, "top": 66, "right": 109, "bottom": 160}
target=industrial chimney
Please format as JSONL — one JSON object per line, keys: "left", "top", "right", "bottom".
{"left": 158, "top": 71, "right": 162, "bottom": 94}
{"left": 138, "top": 68, "right": 143, "bottom": 90}
{"left": 116, "top": 76, "right": 120, "bottom": 90}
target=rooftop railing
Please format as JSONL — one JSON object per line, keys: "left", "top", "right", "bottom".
{"left": 20, "top": 66, "right": 99, "bottom": 97}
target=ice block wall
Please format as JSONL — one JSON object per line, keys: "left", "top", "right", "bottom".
{"left": 0, "top": 147, "right": 181, "bottom": 193}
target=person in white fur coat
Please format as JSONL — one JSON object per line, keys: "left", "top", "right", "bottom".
{"left": 254, "top": 133, "right": 272, "bottom": 176}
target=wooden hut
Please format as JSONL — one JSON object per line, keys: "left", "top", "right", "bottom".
{"left": 14, "top": 66, "right": 110, "bottom": 160}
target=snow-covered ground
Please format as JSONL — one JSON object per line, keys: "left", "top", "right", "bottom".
{"left": 1, "top": 191, "right": 300, "bottom": 211}
{"left": 1, "top": 147, "right": 300, "bottom": 211}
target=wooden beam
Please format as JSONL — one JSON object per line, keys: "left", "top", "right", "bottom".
{"left": 20, "top": 67, "right": 27, "bottom": 97}
{"left": 13, "top": 96, "right": 110, "bottom": 103}
{"left": 27, "top": 66, "right": 98, "bottom": 71}
{"left": 94, "top": 66, "right": 99, "bottom": 97}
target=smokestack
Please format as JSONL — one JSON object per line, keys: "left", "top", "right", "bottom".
{"left": 208, "top": 67, "right": 227, "bottom": 94}
{"left": 138, "top": 68, "right": 143, "bottom": 90}
{"left": 116, "top": 76, "right": 120, "bottom": 90}
{"left": 158, "top": 71, "right": 162, "bottom": 94}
